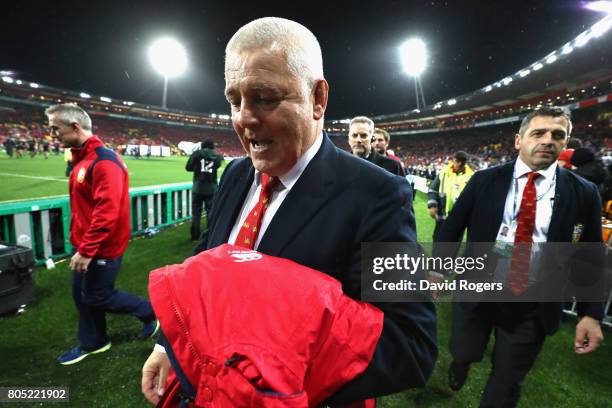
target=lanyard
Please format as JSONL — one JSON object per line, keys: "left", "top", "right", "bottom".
{"left": 512, "top": 171, "right": 556, "bottom": 221}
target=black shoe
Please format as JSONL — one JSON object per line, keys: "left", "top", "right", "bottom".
{"left": 448, "top": 361, "right": 470, "bottom": 391}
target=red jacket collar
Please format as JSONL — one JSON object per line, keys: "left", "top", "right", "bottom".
{"left": 71, "top": 135, "right": 104, "bottom": 163}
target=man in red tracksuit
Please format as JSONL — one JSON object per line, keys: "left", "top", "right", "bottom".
{"left": 45, "top": 103, "right": 158, "bottom": 365}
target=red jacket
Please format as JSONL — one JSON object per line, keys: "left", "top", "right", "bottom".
{"left": 69, "top": 135, "right": 130, "bottom": 258}
{"left": 149, "top": 244, "right": 384, "bottom": 407}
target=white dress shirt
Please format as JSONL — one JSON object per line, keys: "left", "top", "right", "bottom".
{"left": 228, "top": 133, "right": 323, "bottom": 249}
{"left": 501, "top": 157, "right": 558, "bottom": 243}
{"left": 493, "top": 158, "right": 558, "bottom": 285}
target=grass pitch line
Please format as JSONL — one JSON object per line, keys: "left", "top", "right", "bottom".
{"left": 0, "top": 172, "right": 69, "bottom": 183}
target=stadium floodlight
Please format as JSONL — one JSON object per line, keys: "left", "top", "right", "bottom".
{"left": 100, "top": 96, "right": 112, "bottom": 103}
{"left": 149, "top": 37, "right": 188, "bottom": 109}
{"left": 584, "top": 1, "right": 612, "bottom": 13}
{"left": 519, "top": 69, "right": 531, "bottom": 77}
{"left": 575, "top": 31, "right": 592, "bottom": 47}
{"left": 546, "top": 54, "right": 558, "bottom": 64}
{"left": 399, "top": 38, "right": 427, "bottom": 110}
{"left": 399, "top": 38, "right": 426, "bottom": 76}
{"left": 16, "top": 80, "right": 23, "bottom": 85}
{"left": 29, "top": 82, "right": 39, "bottom": 88}
{"left": 79, "top": 92, "right": 91, "bottom": 98}
{"left": 2, "top": 76, "right": 14, "bottom": 83}
{"left": 484, "top": 85, "right": 493, "bottom": 92}
{"left": 532, "top": 63, "right": 543, "bottom": 71}
{"left": 123, "top": 101, "right": 135, "bottom": 106}
{"left": 447, "top": 99, "right": 456, "bottom": 106}
{"left": 592, "top": 16, "right": 612, "bottom": 37}
{"left": 502, "top": 77, "right": 513, "bottom": 85}
{"left": 561, "top": 44, "right": 573, "bottom": 55}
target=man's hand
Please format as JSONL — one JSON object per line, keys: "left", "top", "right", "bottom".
{"left": 70, "top": 252, "right": 92, "bottom": 273}
{"left": 574, "top": 316, "right": 604, "bottom": 354}
{"left": 142, "top": 350, "right": 171, "bottom": 405}
{"left": 428, "top": 206, "right": 438, "bottom": 219}
{"left": 427, "top": 272, "right": 445, "bottom": 300}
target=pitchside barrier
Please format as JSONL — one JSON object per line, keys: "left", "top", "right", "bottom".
{"left": 0, "top": 182, "right": 193, "bottom": 265}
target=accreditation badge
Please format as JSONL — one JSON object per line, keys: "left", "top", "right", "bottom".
{"left": 493, "top": 222, "right": 515, "bottom": 258}
{"left": 572, "top": 223, "right": 584, "bottom": 243}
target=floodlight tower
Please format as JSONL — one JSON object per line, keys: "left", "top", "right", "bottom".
{"left": 399, "top": 38, "right": 427, "bottom": 110}
{"left": 148, "top": 38, "right": 188, "bottom": 109}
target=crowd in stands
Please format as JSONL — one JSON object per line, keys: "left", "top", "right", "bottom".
{"left": 0, "top": 105, "right": 244, "bottom": 157}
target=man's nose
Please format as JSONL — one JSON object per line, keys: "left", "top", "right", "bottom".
{"left": 236, "top": 101, "right": 259, "bottom": 128}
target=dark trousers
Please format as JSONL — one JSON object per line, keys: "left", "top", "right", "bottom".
{"left": 191, "top": 192, "right": 213, "bottom": 240}
{"left": 71, "top": 256, "right": 154, "bottom": 350}
{"left": 433, "top": 219, "right": 444, "bottom": 242}
{"left": 450, "top": 302, "right": 545, "bottom": 408}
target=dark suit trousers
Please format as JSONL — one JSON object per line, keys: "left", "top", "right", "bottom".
{"left": 191, "top": 192, "right": 213, "bottom": 240}
{"left": 450, "top": 302, "right": 545, "bottom": 408}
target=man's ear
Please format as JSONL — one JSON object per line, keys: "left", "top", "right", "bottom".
{"left": 312, "top": 79, "right": 329, "bottom": 120}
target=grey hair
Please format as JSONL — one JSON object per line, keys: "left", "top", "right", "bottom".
{"left": 45, "top": 103, "right": 92, "bottom": 131}
{"left": 225, "top": 17, "right": 324, "bottom": 93}
{"left": 350, "top": 116, "right": 375, "bottom": 133}
{"left": 518, "top": 106, "right": 572, "bottom": 137}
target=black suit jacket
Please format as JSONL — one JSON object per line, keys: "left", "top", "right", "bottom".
{"left": 366, "top": 150, "right": 405, "bottom": 176}
{"left": 437, "top": 161, "right": 605, "bottom": 335}
{"left": 195, "top": 135, "right": 437, "bottom": 403}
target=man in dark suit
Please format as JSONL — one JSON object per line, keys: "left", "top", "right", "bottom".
{"left": 348, "top": 116, "right": 405, "bottom": 176}
{"left": 142, "top": 17, "right": 437, "bottom": 406}
{"left": 431, "top": 106, "right": 605, "bottom": 407}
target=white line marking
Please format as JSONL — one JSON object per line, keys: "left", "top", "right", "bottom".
{"left": 0, "top": 172, "right": 69, "bottom": 183}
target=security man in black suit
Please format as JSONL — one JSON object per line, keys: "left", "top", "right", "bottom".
{"left": 431, "top": 107, "right": 605, "bottom": 407}
{"left": 348, "top": 116, "right": 405, "bottom": 176}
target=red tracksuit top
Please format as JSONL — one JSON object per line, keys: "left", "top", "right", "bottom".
{"left": 149, "top": 244, "right": 384, "bottom": 407}
{"left": 69, "top": 135, "right": 131, "bottom": 258}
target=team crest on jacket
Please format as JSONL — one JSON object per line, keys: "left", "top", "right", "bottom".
{"left": 76, "top": 167, "right": 86, "bottom": 183}
{"left": 228, "top": 249, "right": 262, "bottom": 262}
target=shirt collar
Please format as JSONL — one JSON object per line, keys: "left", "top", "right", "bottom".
{"left": 514, "top": 156, "right": 557, "bottom": 180}
{"left": 255, "top": 133, "right": 323, "bottom": 191}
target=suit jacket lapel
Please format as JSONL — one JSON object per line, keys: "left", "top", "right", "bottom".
{"left": 209, "top": 163, "right": 255, "bottom": 248}
{"left": 546, "top": 166, "right": 568, "bottom": 242}
{"left": 257, "top": 135, "right": 336, "bottom": 256}
{"left": 490, "top": 162, "right": 514, "bottom": 239}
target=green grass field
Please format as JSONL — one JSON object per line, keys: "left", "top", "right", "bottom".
{"left": 0, "top": 154, "right": 199, "bottom": 202}
{"left": 0, "top": 171, "right": 610, "bottom": 406}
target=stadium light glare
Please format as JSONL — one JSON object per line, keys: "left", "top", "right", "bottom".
{"left": 211, "top": 113, "right": 217, "bottom": 118}
{"left": 399, "top": 38, "right": 427, "bottom": 77}
{"left": 584, "top": 1, "right": 612, "bottom": 14}
{"left": 149, "top": 37, "right": 188, "bottom": 109}
{"left": 79, "top": 92, "right": 91, "bottom": 98}
{"left": 592, "top": 16, "right": 612, "bottom": 37}
{"left": 519, "top": 69, "right": 531, "bottom": 77}
{"left": 29, "top": 82, "right": 39, "bottom": 88}
{"left": 546, "top": 54, "right": 558, "bottom": 64}
{"left": 502, "top": 77, "right": 513, "bottom": 85}
{"left": 562, "top": 44, "right": 573, "bottom": 55}
{"left": 447, "top": 99, "right": 456, "bottom": 106}
{"left": 149, "top": 38, "right": 187, "bottom": 78}
{"left": 532, "top": 63, "right": 543, "bottom": 71}
{"left": 100, "top": 96, "right": 112, "bottom": 103}
{"left": 123, "top": 101, "right": 135, "bottom": 106}
{"left": 575, "top": 31, "right": 592, "bottom": 47}
{"left": 484, "top": 85, "right": 493, "bottom": 92}
{"left": 15, "top": 80, "right": 23, "bottom": 85}
{"left": 2, "top": 76, "right": 14, "bottom": 83}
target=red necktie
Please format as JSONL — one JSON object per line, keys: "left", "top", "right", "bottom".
{"left": 509, "top": 172, "right": 540, "bottom": 295}
{"left": 234, "top": 173, "right": 280, "bottom": 249}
